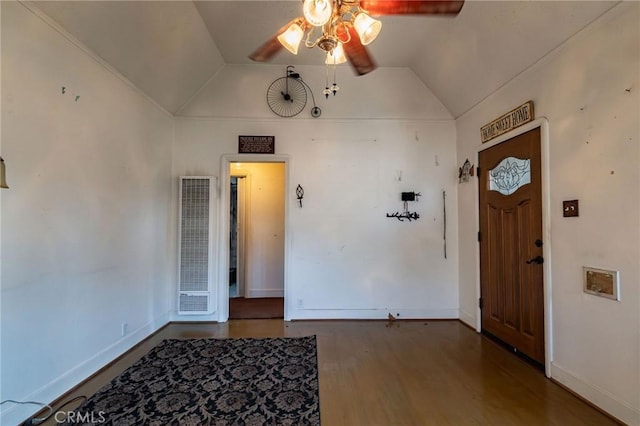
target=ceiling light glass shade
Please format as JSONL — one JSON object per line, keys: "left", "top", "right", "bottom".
{"left": 277, "top": 22, "right": 304, "bottom": 55}
{"left": 325, "top": 43, "right": 347, "bottom": 64}
{"left": 354, "top": 13, "right": 382, "bottom": 45}
{"left": 303, "top": 0, "right": 333, "bottom": 27}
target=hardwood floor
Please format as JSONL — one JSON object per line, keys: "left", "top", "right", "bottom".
{"left": 228, "top": 297, "right": 284, "bottom": 319}
{"left": 38, "top": 320, "right": 619, "bottom": 425}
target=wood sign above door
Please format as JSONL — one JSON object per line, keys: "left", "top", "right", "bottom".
{"left": 480, "top": 101, "right": 534, "bottom": 143}
{"left": 238, "top": 135, "right": 275, "bottom": 154}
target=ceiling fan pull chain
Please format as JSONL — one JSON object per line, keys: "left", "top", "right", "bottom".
{"left": 324, "top": 65, "right": 331, "bottom": 98}
{"left": 332, "top": 64, "right": 340, "bottom": 96}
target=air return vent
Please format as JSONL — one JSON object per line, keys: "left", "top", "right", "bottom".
{"left": 178, "top": 177, "right": 216, "bottom": 315}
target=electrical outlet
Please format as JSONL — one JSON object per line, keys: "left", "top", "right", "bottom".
{"left": 121, "top": 323, "right": 128, "bottom": 337}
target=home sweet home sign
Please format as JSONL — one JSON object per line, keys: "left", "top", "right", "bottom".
{"left": 480, "top": 101, "right": 534, "bottom": 143}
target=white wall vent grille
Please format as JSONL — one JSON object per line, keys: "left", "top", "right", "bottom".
{"left": 179, "top": 293, "right": 210, "bottom": 313}
{"left": 178, "top": 177, "right": 216, "bottom": 315}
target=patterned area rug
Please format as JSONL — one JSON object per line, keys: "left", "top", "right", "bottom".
{"left": 64, "top": 336, "right": 320, "bottom": 425}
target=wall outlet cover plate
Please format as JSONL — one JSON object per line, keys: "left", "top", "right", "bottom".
{"left": 583, "top": 266, "right": 619, "bottom": 300}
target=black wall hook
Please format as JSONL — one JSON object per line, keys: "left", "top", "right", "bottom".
{"left": 387, "top": 191, "right": 421, "bottom": 222}
{"left": 386, "top": 211, "right": 420, "bottom": 222}
{"left": 296, "top": 184, "right": 304, "bottom": 207}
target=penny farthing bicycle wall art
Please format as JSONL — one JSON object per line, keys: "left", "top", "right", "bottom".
{"left": 266, "top": 66, "right": 321, "bottom": 118}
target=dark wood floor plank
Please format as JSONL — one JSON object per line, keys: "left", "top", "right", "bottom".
{"left": 229, "top": 297, "right": 284, "bottom": 319}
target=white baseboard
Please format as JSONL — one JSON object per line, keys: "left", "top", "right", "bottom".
{"left": 289, "top": 307, "right": 459, "bottom": 320}
{"left": 169, "top": 311, "right": 219, "bottom": 322}
{"left": 1, "top": 313, "right": 171, "bottom": 426}
{"left": 169, "top": 304, "right": 218, "bottom": 322}
{"left": 551, "top": 362, "right": 639, "bottom": 425}
{"left": 458, "top": 309, "right": 477, "bottom": 330}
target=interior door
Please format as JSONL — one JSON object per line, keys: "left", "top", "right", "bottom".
{"left": 229, "top": 176, "right": 246, "bottom": 298}
{"left": 479, "top": 127, "right": 545, "bottom": 364}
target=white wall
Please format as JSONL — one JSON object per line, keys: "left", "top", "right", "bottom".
{"left": 231, "top": 162, "right": 285, "bottom": 298}
{"left": 0, "top": 3, "right": 174, "bottom": 424}
{"left": 456, "top": 3, "right": 639, "bottom": 424}
{"left": 174, "top": 64, "right": 459, "bottom": 321}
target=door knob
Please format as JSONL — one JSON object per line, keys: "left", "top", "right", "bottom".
{"left": 526, "top": 256, "right": 544, "bottom": 264}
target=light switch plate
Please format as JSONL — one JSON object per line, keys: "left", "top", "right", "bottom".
{"left": 563, "top": 200, "right": 579, "bottom": 217}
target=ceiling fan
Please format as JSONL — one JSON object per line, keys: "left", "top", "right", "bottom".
{"left": 249, "top": 0, "right": 465, "bottom": 76}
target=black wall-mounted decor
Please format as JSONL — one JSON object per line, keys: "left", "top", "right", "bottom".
{"left": 296, "top": 184, "right": 304, "bottom": 207}
{"left": 401, "top": 192, "right": 417, "bottom": 201}
{"left": 387, "top": 192, "right": 421, "bottom": 222}
{"left": 458, "top": 159, "right": 475, "bottom": 183}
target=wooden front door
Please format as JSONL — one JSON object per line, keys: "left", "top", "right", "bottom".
{"left": 479, "top": 127, "right": 545, "bottom": 364}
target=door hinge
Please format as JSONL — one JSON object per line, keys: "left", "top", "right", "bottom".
{"left": 479, "top": 297, "right": 483, "bottom": 309}
{"left": 476, "top": 167, "right": 481, "bottom": 178}
{"left": 477, "top": 231, "right": 482, "bottom": 242}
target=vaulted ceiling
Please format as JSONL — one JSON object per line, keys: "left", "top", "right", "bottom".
{"left": 31, "top": 0, "right": 619, "bottom": 117}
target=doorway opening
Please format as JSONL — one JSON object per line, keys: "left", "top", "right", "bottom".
{"left": 229, "top": 175, "right": 245, "bottom": 299}
{"left": 227, "top": 161, "right": 285, "bottom": 319}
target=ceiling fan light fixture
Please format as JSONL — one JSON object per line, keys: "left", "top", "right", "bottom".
{"left": 251, "top": 0, "right": 464, "bottom": 76}
{"left": 325, "top": 42, "right": 347, "bottom": 64}
{"left": 354, "top": 12, "right": 382, "bottom": 45}
{"left": 277, "top": 21, "right": 305, "bottom": 54}
{"left": 303, "top": 0, "right": 333, "bottom": 27}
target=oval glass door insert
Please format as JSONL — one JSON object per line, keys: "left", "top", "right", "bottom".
{"left": 489, "top": 157, "right": 531, "bottom": 195}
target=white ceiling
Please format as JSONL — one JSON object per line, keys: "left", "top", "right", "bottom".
{"left": 32, "top": 0, "right": 619, "bottom": 117}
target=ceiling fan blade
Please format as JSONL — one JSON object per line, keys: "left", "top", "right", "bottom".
{"left": 249, "top": 18, "right": 303, "bottom": 62}
{"left": 338, "top": 25, "right": 377, "bottom": 76}
{"left": 249, "top": 36, "right": 283, "bottom": 62}
{"left": 360, "top": 0, "right": 464, "bottom": 16}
